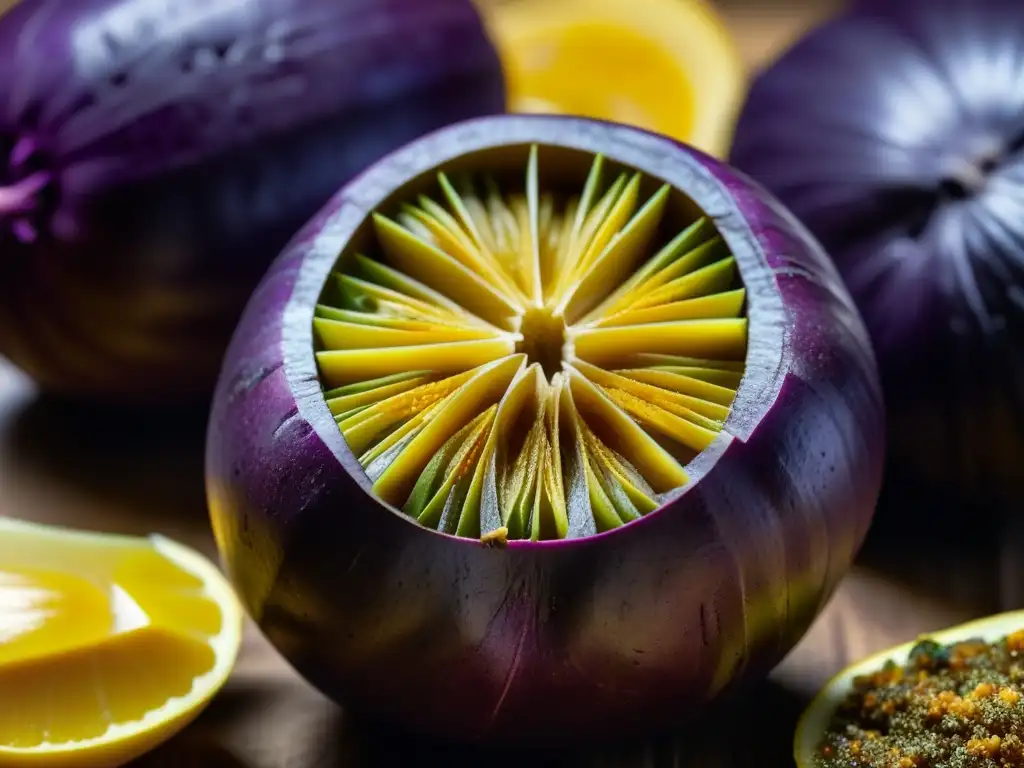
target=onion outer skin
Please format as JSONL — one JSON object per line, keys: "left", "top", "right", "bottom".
{"left": 0, "top": 0, "right": 504, "bottom": 404}
{"left": 728, "top": 0, "right": 1024, "bottom": 507}
{"left": 205, "top": 115, "right": 885, "bottom": 745}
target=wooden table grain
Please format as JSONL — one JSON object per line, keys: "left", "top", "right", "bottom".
{"left": 7, "top": 1, "right": 1015, "bottom": 766}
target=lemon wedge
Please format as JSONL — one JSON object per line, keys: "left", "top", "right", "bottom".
{"left": 0, "top": 517, "right": 243, "bottom": 768}
{"left": 478, "top": 0, "right": 746, "bottom": 157}
{"left": 795, "top": 610, "right": 1024, "bottom": 767}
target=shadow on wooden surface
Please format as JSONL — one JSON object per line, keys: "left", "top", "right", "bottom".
{"left": 337, "top": 681, "right": 805, "bottom": 768}
{"left": 0, "top": 389, "right": 213, "bottom": 538}
{"left": 132, "top": 742, "right": 251, "bottom": 768}
{"left": 857, "top": 473, "right": 1024, "bottom": 619}
{"left": 136, "top": 678, "right": 806, "bottom": 768}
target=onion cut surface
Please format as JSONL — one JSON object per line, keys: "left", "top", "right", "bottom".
{"left": 479, "top": 0, "right": 745, "bottom": 157}
{"left": 315, "top": 148, "right": 747, "bottom": 541}
{"left": 795, "top": 611, "right": 1024, "bottom": 768}
{"left": 0, "top": 518, "right": 243, "bottom": 768}
{"left": 207, "top": 115, "right": 884, "bottom": 744}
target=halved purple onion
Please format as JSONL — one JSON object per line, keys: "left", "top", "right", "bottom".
{"left": 206, "top": 115, "right": 884, "bottom": 744}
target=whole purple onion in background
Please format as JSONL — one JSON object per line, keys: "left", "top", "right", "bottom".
{"left": 206, "top": 115, "right": 885, "bottom": 745}
{"left": 0, "top": 0, "right": 504, "bottom": 404}
{"left": 730, "top": 0, "right": 1024, "bottom": 508}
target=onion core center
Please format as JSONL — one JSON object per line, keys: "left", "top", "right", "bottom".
{"left": 516, "top": 306, "right": 568, "bottom": 381}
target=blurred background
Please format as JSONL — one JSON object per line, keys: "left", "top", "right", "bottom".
{"left": 700, "top": 0, "right": 838, "bottom": 66}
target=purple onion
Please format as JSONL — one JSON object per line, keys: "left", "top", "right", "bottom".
{"left": 730, "top": 0, "right": 1024, "bottom": 507}
{"left": 0, "top": 0, "right": 504, "bottom": 403}
{"left": 206, "top": 115, "right": 884, "bottom": 744}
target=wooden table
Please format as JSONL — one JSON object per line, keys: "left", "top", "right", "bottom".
{"left": 7, "top": 0, "right": 1017, "bottom": 765}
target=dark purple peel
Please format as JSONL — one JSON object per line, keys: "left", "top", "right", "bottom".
{"left": 730, "top": 0, "right": 1024, "bottom": 507}
{"left": 0, "top": 0, "right": 504, "bottom": 403}
{"left": 206, "top": 115, "right": 884, "bottom": 745}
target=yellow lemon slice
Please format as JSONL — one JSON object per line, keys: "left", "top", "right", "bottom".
{"left": 0, "top": 517, "right": 244, "bottom": 768}
{"left": 795, "top": 610, "right": 1024, "bottom": 767}
{"left": 478, "top": 0, "right": 746, "bottom": 157}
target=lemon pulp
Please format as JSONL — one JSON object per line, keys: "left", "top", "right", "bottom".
{"left": 0, "top": 518, "right": 242, "bottom": 768}
{"left": 479, "top": 0, "right": 746, "bottom": 157}
{"left": 504, "top": 21, "right": 695, "bottom": 144}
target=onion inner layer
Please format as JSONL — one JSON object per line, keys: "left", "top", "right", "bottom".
{"left": 313, "top": 146, "right": 749, "bottom": 542}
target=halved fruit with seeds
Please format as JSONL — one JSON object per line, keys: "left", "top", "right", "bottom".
{"left": 315, "top": 146, "right": 748, "bottom": 540}
{"left": 206, "top": 115, "right": 885, "bottom": 744}
{"left": 795, "top": 611, "right": 1024, "bottom": 768}
{"left": 0, "top": 517, "right": 243, "bottom": 768}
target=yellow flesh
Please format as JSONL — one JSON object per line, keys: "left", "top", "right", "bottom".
{"left": 315, "top": 147, "right": 748, "bottom": 541}
{"left": 794, "top": 610, "right": 1024, "bottom": 767}
{"left": 478, "top": 0, "right": 747, "bottom": 157}
{"left": 0, "top": 518, "right": 243, "bottom": 768}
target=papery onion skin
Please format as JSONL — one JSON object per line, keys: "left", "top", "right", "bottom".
{"left": 729, "top": 0, "right": 1024, "bottom": 507}
{"left": 0, "top": 0, "right": 504, "bottom": 404}
{"left": 205, "top": 115, "right": 885, "bottom": 745}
